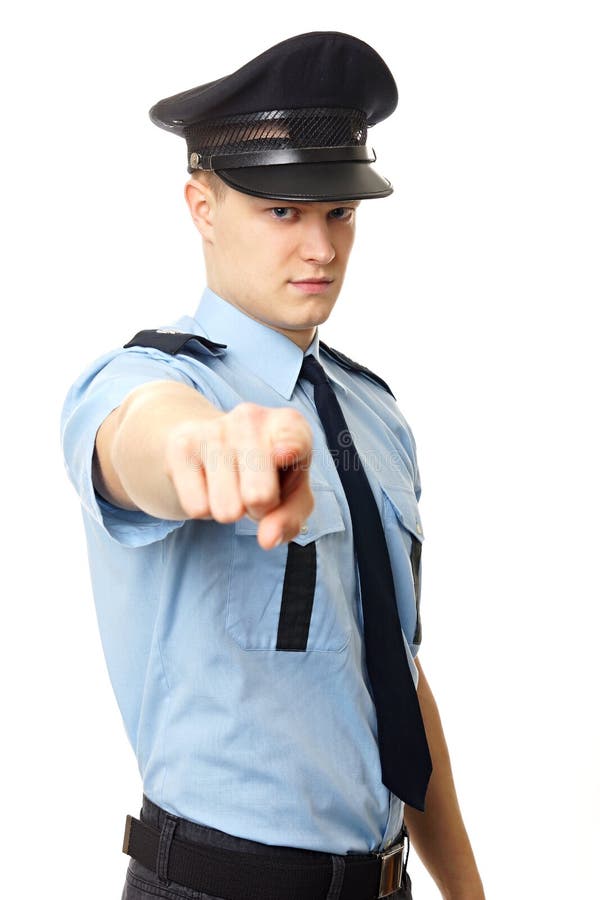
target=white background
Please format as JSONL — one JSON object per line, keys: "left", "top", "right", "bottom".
{"left": 2, "top": 2, "right": 598, "bottom": 898}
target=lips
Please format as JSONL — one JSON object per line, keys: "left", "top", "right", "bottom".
{"left": 289, "top": 278, "right": 334, "bottom": 294}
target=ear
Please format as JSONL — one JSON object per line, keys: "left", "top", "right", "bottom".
{"left": 184, "top": 178, "right": 217, "bottom": 242}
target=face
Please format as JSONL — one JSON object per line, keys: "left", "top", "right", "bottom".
{"left": 185, "top": 177, "right": 360, "bottom": 349}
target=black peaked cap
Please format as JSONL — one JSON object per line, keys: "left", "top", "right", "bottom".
{"left": 148, "top": 32, "right": 398, "bottom": 202}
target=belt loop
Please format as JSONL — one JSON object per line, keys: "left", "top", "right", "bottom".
{"left": 325, "top": 854, "right": 345, "bottom": 900}
{"left": 156, "top": 812, "right": 179, "bottom": 885}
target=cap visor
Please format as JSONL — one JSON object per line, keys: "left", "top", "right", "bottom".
{"left": 215, "top": 161, "right": 393, "bottom": 201}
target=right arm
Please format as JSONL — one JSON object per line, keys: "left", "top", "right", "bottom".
{"left": 92, "top": 379, "right": 314, "bottom": 549}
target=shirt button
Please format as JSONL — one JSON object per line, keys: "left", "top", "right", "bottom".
{"left": 299, "top": 524, "right": 309, "bottom": 535}
{"left": 416, "top": 522, "right": 422, "bottom": 534}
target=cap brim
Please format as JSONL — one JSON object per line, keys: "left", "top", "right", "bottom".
{"left": 215, "top": 161, "right": 393, "bottom": 201}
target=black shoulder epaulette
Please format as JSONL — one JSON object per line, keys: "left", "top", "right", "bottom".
{"left": 123, "top": 329, "right": 227, "bottom": 359}
{"left": 319, "top": 340, "right": 396, "bottom": 399}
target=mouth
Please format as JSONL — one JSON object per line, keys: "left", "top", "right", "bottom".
{"left": 289, "top": 277, "right": 334, "bottom": 294}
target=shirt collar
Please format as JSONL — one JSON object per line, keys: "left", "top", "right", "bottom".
{"left": 192, "top": 286, "right": 344, "bottom": 400}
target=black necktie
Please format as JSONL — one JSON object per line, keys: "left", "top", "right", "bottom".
{"left": 299, "top": 354, "right": 432, "bottom": 811}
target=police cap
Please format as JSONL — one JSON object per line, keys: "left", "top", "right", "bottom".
{"left": 149, "top": 31, "right": 398, "bottom": 202}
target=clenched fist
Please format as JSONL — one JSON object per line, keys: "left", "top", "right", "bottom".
{"left": 94, "top": 381, "right": 315, "bottom": 550}
{"left": 165, "top": 401, "right": 315, "bottom": 549}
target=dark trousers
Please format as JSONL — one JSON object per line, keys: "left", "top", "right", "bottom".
{"left": 121, "top": 794, "right": 413, "bottom": 900}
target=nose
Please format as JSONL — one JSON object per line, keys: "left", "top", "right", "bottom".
{"left": 298, "top": 218, "right": 336, "bottom": 265}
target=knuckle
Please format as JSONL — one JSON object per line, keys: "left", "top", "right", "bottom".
{"left": 203, "top": 416, "right": 227, "bottom": 445}
{"left": 166, "top": 424, "right": 214, "bottom": 473}
{"left": 232, "top": 401, "right": 264, "bottom": 424}
{"left": 212, "top": 502, "right": 245, "bottom": 524}
{"left": 270, "top": 409, "right": 311, "bottom": 446}
{"left": 166, "top": 425, "right": 193, "bottom": 459}
{"left": 243, "top": 485, "right": 276, "bottom": 508}
{"left": 280, "top": 408, "right": 306, "bottom": 430}
{"left": 236, "top": 446, "right": 270, "bottom": 475}
{"left": 180, "top": 499, "right": 210, "bottom": 519}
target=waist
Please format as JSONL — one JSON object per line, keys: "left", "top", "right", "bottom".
{"left": 140, "top": 793, "right": 404, "bottom": 855}
{"left": 124, "top": 794, "right": 411, "bottom": 900}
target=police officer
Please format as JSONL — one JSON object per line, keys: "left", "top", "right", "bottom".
{"left": 60, "top": 31, "right": 485, "bottom": 900}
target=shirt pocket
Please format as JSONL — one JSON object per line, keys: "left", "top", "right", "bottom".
{"left": 380, "top": 482, "right": 425, "bottom": 653}
{"left": 226, "top": 483, "right": 350, "bottom": 652}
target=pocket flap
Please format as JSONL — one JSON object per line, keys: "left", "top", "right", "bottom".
{"left": 380, "top": 483, "right": 424, "bottom": 540}
{"left": 234, "top": 483, "right": 345, "bottom": 545}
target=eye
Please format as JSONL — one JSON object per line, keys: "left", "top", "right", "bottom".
{"left": 269, "top": 207, "right": 295, "bottom": 220}
{"left": 328, "top": 207, "right": 355, "bottom": 221}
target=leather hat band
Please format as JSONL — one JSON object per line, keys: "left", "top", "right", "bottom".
{"left": 188, "top": 144, "right": 376, "bottom": 171}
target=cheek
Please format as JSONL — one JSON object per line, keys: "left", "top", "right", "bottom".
{"left": 335, "top": 229, "right": 355, "bottom": 261}
{"left": 229, "top": 223, "right": 280, "bottom": 268}
{"left": 253, "top": 228, "right": 294, "bottom": 270}
{"left": 221, "top": 222, "right": 258, "bottom": 267}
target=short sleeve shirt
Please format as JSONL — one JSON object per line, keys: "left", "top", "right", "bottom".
{"left": 60, "top": 286, "right": 425, "bottom": 854}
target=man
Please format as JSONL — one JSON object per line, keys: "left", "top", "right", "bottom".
{"left": 61, "top": 31, "right": 485, "bottom": 900}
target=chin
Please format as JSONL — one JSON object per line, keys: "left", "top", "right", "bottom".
{"left": 295, "top": 310, "right": 334, "bottom": 329}
{"left": 307, "top": 298, "right": 338, "bottom": 320}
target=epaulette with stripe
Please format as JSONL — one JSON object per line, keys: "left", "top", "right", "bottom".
{"left": 123, "top": 329, "right": 227, "bottom": 358}
{"left": 319, "top": 340, "right": 396, "bottom": 399}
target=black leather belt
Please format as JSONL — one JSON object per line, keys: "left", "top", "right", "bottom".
{"left": 123, "top": 813, "right": 410, "bottom": 900}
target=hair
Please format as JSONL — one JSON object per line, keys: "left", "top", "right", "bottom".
{"left": 190, "top": 169, "right": 228, "bottom": 203}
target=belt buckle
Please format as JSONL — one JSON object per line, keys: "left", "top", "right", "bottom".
{"left": 377, "top": 838, "right": 405, "bottom": 898}
{"left": 122, "top": 814, "right": 134, "bottom": 855}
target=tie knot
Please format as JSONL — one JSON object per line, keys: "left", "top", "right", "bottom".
{"left": 299, "top": 354, "right": 329, "bottom": 387}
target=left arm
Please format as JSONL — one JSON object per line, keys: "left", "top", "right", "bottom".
{"left": 403, "top": 657, "right": 485, "bottom": 900}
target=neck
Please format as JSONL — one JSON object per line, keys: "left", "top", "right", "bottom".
{"left": 267, "top": 323, "right": 317, "bottom": 351}
{"left": 204, "top": 279, "right": 317, "bottom": 351}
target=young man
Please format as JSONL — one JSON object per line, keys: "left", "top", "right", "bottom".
{"left": 61, "top": 32, "right": 485, "bottom": 900}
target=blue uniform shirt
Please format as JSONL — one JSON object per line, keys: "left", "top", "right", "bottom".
{"left": 60, "top": 286, "right": 425, "bottom": 854}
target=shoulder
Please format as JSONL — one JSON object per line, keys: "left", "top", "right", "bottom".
{"left": 123, "top": 328, "right": 227, "bottom": 358}
{"left": 62, "top": 325, "right": 227, "bottom": 425}
{"left": 319, "top": 340, "right": 396, "bottom": 399}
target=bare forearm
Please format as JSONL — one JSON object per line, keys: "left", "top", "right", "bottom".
{"left": 94, "top": 380, "right": 223, "bottom": 519}
{"left": 404, "top": 659, "right": 485, "bottom": 900}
